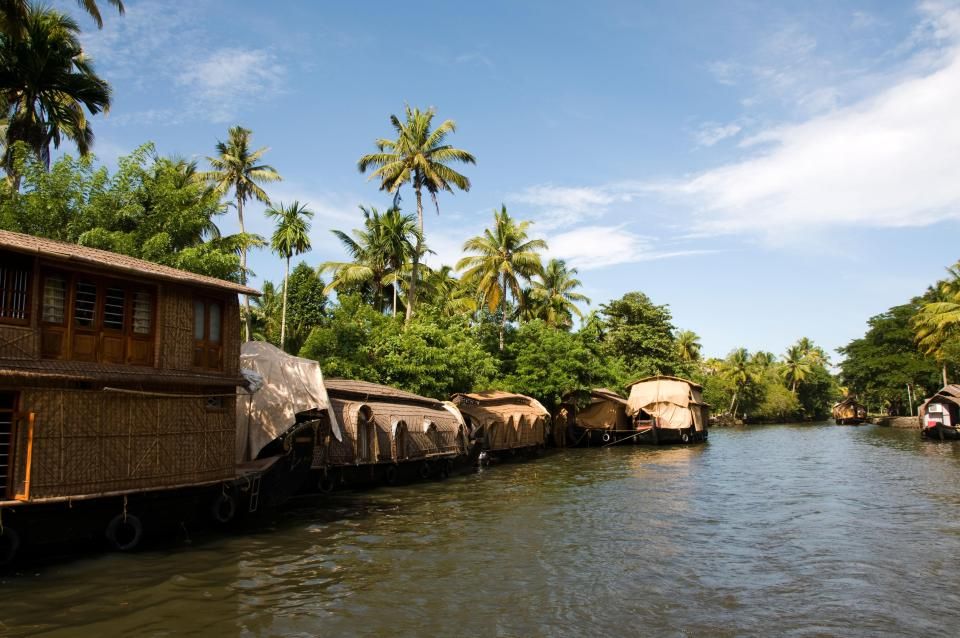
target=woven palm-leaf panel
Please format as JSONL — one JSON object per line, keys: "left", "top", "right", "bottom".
{"left": 159, "top": 288, "right": 194, "bottom": 371}
{"left": 0, "top": 324, "right": 36, "bottom": 360}
{"left": 222, "top": 299, "right": 240, "bottom": 377}
{"left": 18, "top": 389, "right": 234, "bottom": 499}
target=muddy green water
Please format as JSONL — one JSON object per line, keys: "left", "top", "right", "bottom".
{"left": 4, "top": 424, "right": 960, "bottom": 637}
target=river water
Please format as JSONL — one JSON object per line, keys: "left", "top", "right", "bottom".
{"left": 3, "top": 423, "right": 960, "bottom": 637}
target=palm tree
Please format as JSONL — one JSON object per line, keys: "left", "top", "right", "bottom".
{"left": 358, "top": 105, "right": 475, "bottom": 322}
{"left": 202, "top": 126, "right": 281, "bottom": 341}
{"left": 723, "top": 347, "right": 755, "bottom": 415}
{"left": 377, "top": 207, "right": 422, "bottom": 317}
{"left": 796, "top": 336, "right": 828, "bottom": 366}
{"left": 320, "top": 205, "right": 397, "bottom": 312}
{"left": 781, "top": 344, "right": 812, "bottom": 393}
{"left": 676, "top": 330, "right": 702, "bottom": 363}
{"left": 914, "top": 264, "right": 960, "bottom": 386}
{"left": 420, "top": 265, "right": 478, "bottom": 317}
{"left": 1, "top": 7, "right": 111, "bottom": 176}
{"left": 529, "top": 259, "right": 590, "bottom": 329}
{"left": 266, "top": 201, "right": 313, "bottom": 351}
{"left": 457, "top": 205, "right": 546, "bottom": 350}
{"left": 750, "top": 350, "right": 775, "bottom": 371}
{"left": 1, "top": 0, "right": 123, "bottom": 37}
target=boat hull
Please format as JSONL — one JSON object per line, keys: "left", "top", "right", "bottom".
{"left": 922, "top": 423, "right": 960, "bottom": 441}
{"left": 567, "top": 424, "right": 706, "bottom": 447}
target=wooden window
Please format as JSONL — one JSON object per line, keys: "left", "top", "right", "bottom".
{"left": 193, "top": 298, "right": 223, "bottom": 370}
{"left": 40, "top": 271, "right": 156, "bottom": 365}
{"left": 0, "top": 259, "right": 31, "bottom": 325}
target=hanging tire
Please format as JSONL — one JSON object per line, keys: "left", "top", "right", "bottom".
{"left": 106, "top": 514, "right": 143, "bottom": 552}
{"left": 681, "top": 432, "right": 691, "bottom": 443}
{"left": 318, "top": 476, "right": 335, "bottom": 493}
{"left": 384, "top": 465, "right": 399, "bottom": 486}
{"left": 419, "top": 461, "right": 431, "bottom": 480}
{"left": 0, "top": 527, "right": 20, "bottom": 567}
{"left": 601, "top": 432, "right": 612, "bottom": 443}
{"left": 211, "top": 492, "right": 237, "bottom": 524}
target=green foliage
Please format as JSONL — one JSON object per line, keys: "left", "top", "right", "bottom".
{"left": 598, "top": 292, "right": 682, "bottom": 378}
{"left": 839, "top": 302, "right": 942, "bottom": 413}
{"left": 0, "top": 144, "right": 243, "bottom": 280}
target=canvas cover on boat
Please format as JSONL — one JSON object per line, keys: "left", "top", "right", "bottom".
{"left": 451, "top": 391, "right": 549, "bottom": 450}
{"left": 237, "top": 341, "right": 341, "bottom": 463}
{"left": 626, "top": 376, "right": 706, "bottom": 432}
{"left": 832, "top": 397, "right": 865, "bottom": 420}
{"left": 567, "top": 389, "right": 631, "bottom": 431}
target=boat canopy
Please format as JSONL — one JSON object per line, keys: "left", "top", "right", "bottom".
{"left": 237, "top": 341, "right": 341, "bottom": 463}
{"left": 625, "top": 375, "right": 708, "bottom": 432}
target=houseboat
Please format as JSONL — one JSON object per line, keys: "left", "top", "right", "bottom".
{"left": 450, "top": 391, "right": 549, "bottom": 459}
{"left": 832, "top": 397, "right": 867, "bottom": 425}
{"left": 919, "top": 385, "right": 960, "bottom": 441}
{"left": 556, "top": 388, "right": 632, "bottom": 447}
{"left": 624, "top": 376, "right": 709, "bottom": 444}
{"left": 0, "top": 230, "right": 311, "bottom": 565}
{"left": 317, "top": 379, "right": 476, "bottom": 489}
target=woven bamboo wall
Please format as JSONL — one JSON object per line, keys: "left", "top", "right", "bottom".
{"left": 17, "top": 389, "right": 235, "bottom": 499}
{"left": 0, "top": 325, "right": 37, "bottom": 360}
{"left": 158, "top": 286, "right": 241, "bottom": 377}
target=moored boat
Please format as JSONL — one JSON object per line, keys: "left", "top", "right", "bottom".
{"left": 451, "top": 391, "right": 549, "bottom": 460}
{"left": 919, "top": 385, "right": 960, "bottom": 441}
{"left": 832, "top": 397, "right": 867, "bottom": 425}
{"left": 556, "top": 388, "right": 633, "bottom": 447}
{"left": 623, "top": 375, "right": 709, "bottom": 445}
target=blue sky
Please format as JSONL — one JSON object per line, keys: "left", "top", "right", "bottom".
{"left": 53, "top": 0, "right": 960, "bottom": 359}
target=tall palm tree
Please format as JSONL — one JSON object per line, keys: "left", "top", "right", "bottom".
{"left": 750, "top": 350, "right": 775, "bottom": 371}
{"left": 1, "top": 6, "right": 111, "bottom": 175}
{"left": 914, "top": 264, "right": 960, "bottom": 386}
{"left": 420, "top": 265, "right": 478, "bottom": 317}
{"left": 266, "top": 201, "right": 313, "bottom": 350}
{"left": 202, "top": 126, "right": 281, "bottom": 341}
{"left": 457, "top": 205, "right": 546, "bottom": 350}
{"left": 795, "top": 336, "right": 828, "bottom": 366}
{"left": 377, "top": 207, "right": 421, "bottom": 317}
{"left": 320, "top": 205, "right": 402, "bottom": 313}
{"left": 529, "top": 258, "right": 590, "bottom": 329}
{"left": 358, "top": 105, "right": 475, "bottom": 322}
{"left": 723, "top": 347, "right": 755, "bottom": 415}
{"left": 676, "top": 330, "right": 702, "bottom": 363}
{"left": 1, "top": 0, "right": 123, "bottom": 37}
{"left": 781, "top": 344, "right": 812, "bottom": 393}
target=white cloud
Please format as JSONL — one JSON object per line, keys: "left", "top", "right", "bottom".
{"left": 695, "top": 122, "right": 743, "bottom": 147}
{"left": 545, "top": 226, "right": 715, "bottom": 270}
{"left": 667, "top": 38, "right": 960, "bottom": 236}
{"left": 509, "top": 184, "right": 632, "bottom": 228}
{"left": 177, "top": 49, "right": 286, "bottom": 122}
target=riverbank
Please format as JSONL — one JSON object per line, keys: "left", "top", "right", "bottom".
{"left": 873, "top": 415, "right": 917, "bottom": 428}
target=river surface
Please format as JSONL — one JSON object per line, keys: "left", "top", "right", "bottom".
{"left": 4, "top": 423, "right": 960, "bottom": 637}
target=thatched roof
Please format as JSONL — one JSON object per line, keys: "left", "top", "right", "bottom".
{"left": 833, "top": 396, "right": 864, "bottom": 409}
{"left": 325, "top": 379, "right": 445, "bottom": 408}
{"left": 562, "top": 388, "right": 628, "bottom": 406}
{"left": 0, "top": 229, "right": 259, "bottom": 296}
{"left": 451, "top": 391, "right": 549, "bottom": 419}
{"left": 625, "top": 375, "right": 704, "bottom": 391}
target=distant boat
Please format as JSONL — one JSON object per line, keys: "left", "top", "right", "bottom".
{"left": 624, "top": 376, "right": 710, "bottom": 444}
{"left": 832, "top": 397, "right": 867, "bottom": 425}
{"left": 919, "top": 385, "right": 960, "bottom": 441}
{"left": 557, "top": 388, "right": 633, "bottom": 447}
{"left": 451, "top": 391, "right": 549, "bottom": 459}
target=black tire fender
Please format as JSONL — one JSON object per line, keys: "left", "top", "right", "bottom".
{"left": 419, "top": 461, "right": 431, "bottom": 480}
{"left": 384, "top": 464, "right": 399, "bottom": 486}
{"left": 601, "top": 432, "right": 612, "bottom": 443}
{"left": 106, "top": 513, "right": 143, "bottom": 552}
{"left": 211, "top": 492, "right": 237, "bottom": 524}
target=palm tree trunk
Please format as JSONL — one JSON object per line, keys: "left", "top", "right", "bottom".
{"left": 944, "top": 362, "right": 949, "bottom": 387}
{"left": 280, "top": 256, "right": 289, "bottom": 351}
{"left": 392, "top": 283, "right": 398, "bottom": 318}
{"left": 406, "top": 187, "right": 423, "bottom": 324}
{"left": 729, "top": 390, "right": 738, "bottom": 414}
{"left": 238, "top": 195, "right": 251, "bottom": 342}
{"left": 499, "top": 271, "right": 507, "bottom": 351}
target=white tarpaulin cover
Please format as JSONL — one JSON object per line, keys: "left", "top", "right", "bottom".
{"left": 237, "top": 341, "right": 342, "bottom": 463}
{"left": 627, "top": 377, "right": 702, "bottom": 431}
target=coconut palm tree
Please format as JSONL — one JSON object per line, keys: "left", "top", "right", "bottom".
{"left": 202, "top": 126, "right": 281, "bottom": 341}
{"left": 377, "top": 207, "right": 421, "bottom": 317}
{"left": 528, "top": 258, "right": 590, "bottom": 329}
{"left": 795, "top": 336, "right": 828, "bottom": 366}
{"left": 457, "top": 205, "right": 546, "bottom": 350}
{"left": 0, "top": 6, "right": 111, "bottom": 176}
{"left": 266, "top": 201, "right": 313, "bottom": 351}
{"left": 1, "top": 0, "right": 123, "bottom": 37}
{"left": 723, "top": 347, "right": 755, "bottom": 415}
{"left": 913, "top": 264, "right": 960, "bottom": 386}
{"left": 750, "top": 350, "right": 775, "bottom": 371}
{"left": 781, "top": 344, "right": 812, "bottom": 393}
{"left": 676, "top": 330, "right": 702, "bottom": 363}
{"left": 320, "top": 205, "right": 409, "bottom": 313}
{"left": 358, "top": 105, "right": 475, "bottom": 322}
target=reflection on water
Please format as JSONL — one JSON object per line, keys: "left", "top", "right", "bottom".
{"left": 4, "top": 424, "right": 960, "bottom": 636}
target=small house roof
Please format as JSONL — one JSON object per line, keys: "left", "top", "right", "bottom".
{"left": 0, "top": 229, "right": 259, "bottom": 296}
{"left": 0, "top": 357, "right": 242, "bottom": 387}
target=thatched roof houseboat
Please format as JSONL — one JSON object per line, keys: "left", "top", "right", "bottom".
{"left": 0, "top": 230, "right": 307, "bottom": 562}
{"left": 624, "top": 376, "right": 709, "bottom": 444}
{"left": 832, "top": 397, "right": 867, "bottom": 425}
{"left": 450, "top": 391, "right": 549, "bottom": 456}
{"left": 320, "top": 379, "right": 474, "bottom": 486}
{"left": 919, "top": 385, "right": 960, "bottom": 440}
{"left": 556, "top": 388, "right": 632, "bottom": 447}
